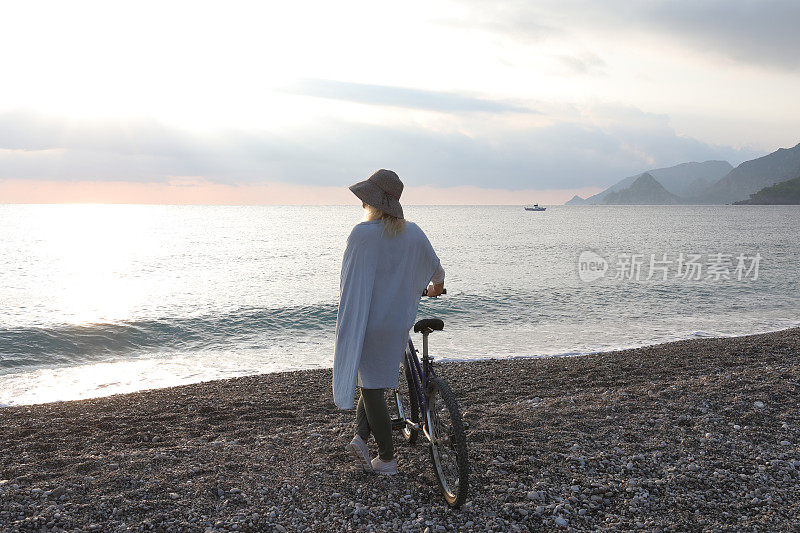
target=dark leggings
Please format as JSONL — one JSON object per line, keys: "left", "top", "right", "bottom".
{"left": 355, "top": 388, "right": 394, "bottom": 461}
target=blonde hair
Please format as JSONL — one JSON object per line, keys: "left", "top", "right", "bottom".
{"left": 363, "top": 203, "right": 407, "bottom": 237}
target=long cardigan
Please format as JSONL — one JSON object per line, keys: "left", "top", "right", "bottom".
{"left": 332, "top": 220, "right": 442, "bottom": 409}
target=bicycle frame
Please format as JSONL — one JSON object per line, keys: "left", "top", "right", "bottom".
{"left": 400, "top": 334, "right": 437, "bottom": 442}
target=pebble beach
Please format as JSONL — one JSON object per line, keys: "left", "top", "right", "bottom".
{"left": 2, "top": 327, "right": 799, "bottom": 532}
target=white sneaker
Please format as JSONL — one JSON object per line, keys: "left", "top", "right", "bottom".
{"left": 346, "top": 435, "right": 372, "bottom": 473}
{"left": 370, "top": 456, "right": 398, "bottom": 476}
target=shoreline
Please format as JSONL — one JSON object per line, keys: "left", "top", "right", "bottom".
{"left": 437, "top": 320, "right": 800, "bottom": 363}
{"left": 2, "top": 327, "right": 800, "bottom": 531}
{"left": 3, "top": 321, "right": 799, "bottom": 409}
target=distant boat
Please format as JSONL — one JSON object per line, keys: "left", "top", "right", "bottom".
{"left": 524, "top": 204, "right": 546, "bottom": 211}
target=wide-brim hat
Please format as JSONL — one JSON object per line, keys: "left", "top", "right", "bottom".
{"left": 349, "top": 169, "right": 404, "bottom": 219}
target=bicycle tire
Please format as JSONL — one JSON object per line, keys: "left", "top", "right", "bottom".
{"left": 398, "top": 362, "right": 419, "bottom": 444}
{"left": 426, "top": 377, "right": 469, "bottom": 508}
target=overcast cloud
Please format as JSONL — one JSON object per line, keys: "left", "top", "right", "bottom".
{"left": 288, "top": 80, "right": 535, "bottom": 114}
{"left": 0, "top": 1, "right": 796, "bottom": 198}
{"left": 0, "top": 108, "right": 761, "bottom": 190}
{"left": 462, "top": 0, "right": 800, "bottom": 71}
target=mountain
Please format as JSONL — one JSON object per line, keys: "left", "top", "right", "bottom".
{"left": 680, "top": 176, "right": 714, "bottom": 198}
{"left": 565, "top": 195, "right": 588, "bottom": 206}
{"left": 699, "top": 142, "right": 800, "bottom": 204}
{"left": 602, "top": 173, "right": 683, "bottom": 205}
{"left": 733, "top": 175, "right": 800, "bottom": 205}
{"left": 647, "top": 161, "right": 734, "bottom": 197}
{"left": 578, "top": 161, "right": 732, "bottom": 204}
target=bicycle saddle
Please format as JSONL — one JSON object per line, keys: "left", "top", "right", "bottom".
{"left": 414, "top": 318, "right": 444, "bottom": 333}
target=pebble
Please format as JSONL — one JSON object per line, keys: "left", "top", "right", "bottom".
{"left": 1, "top": 329, "right": 799, "bottom": 532}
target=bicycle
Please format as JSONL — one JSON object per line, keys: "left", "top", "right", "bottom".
{"left": 388, "top": 289, "right": 469, "bottom": 508}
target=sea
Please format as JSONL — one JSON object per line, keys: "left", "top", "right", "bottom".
{"left": 1, "top": 204, "right": 798, "bottom": 406}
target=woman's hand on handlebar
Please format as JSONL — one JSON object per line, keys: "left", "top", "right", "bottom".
{"left": 425, "top": 282, "right": 445, "bottom": 297}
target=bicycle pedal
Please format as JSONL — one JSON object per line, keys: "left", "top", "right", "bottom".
{"left": 391, "top": 418, "right": 405, "bottom": 430}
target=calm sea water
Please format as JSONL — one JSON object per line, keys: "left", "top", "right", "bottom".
{"left": 1, "top": 204, "right": 798, "bottom": 405}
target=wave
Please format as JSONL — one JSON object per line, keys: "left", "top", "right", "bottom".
{"left": 4, "top": 289, "right": 795, "bottom": 374}
{"left": 0, "top": 293, "right": 508, "bottom": 371}
{"left": 0, "top": 302, "right": 340, "bottom": 370}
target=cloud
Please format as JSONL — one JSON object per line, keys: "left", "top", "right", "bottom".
{"left": 457, "top": 0, "right": 800, "bottom": 71}
{"left": 0, "top": 108, "right": 764, "bottom": 191}
{"left": 439, "top": 3, "right": 561, "bottom": 42}
{"left": 620, "top": 0, "right": 800, "bottom": 71}
{"left": 287, "top": 79, "right": 535, "bottom": 114}
{"left": 556, "top": 53, "right": 606, "bottom": 75}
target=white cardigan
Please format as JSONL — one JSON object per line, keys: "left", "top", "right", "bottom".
{"left": 332, "top": 220, "right": 442, "bottom": 409}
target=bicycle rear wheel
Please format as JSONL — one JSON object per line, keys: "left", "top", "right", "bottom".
{"left": 426, "top": 377, "right": 469, "bottom": 508}
{"left": 389, "top": 361, "right": 419, "bottom": 444}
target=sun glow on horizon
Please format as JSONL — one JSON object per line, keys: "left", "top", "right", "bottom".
{"left": 18, "top": 205, "right": 155, "bottom": 325}
{"left": 0, "top": 179, "right": 604, "bottom": 206}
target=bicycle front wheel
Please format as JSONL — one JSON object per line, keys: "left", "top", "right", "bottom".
{"left": 426, "top": 377, "right": 469, "bottom": 508}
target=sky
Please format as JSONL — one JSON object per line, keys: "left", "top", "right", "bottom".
{"left": 1, "top": 0, "right": 799, "bottom": 204}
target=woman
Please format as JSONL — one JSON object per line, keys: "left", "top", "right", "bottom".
{"left": 333, "top": 169, "right": 445, "bottom": 475}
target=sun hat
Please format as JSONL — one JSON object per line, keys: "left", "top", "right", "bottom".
{"left": 349, "top": 169, "right": 404, "bottom": 219}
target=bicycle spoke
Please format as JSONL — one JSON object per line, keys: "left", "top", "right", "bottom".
{"left": 433, "top": 401, "right": 459, "bottom": 489}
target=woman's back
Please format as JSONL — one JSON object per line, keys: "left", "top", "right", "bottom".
{"left": 355, "top": 220, "right": 439, "bottom": 387}
{"left": 334, "top": 217, "right": 441, "bottom": 400}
